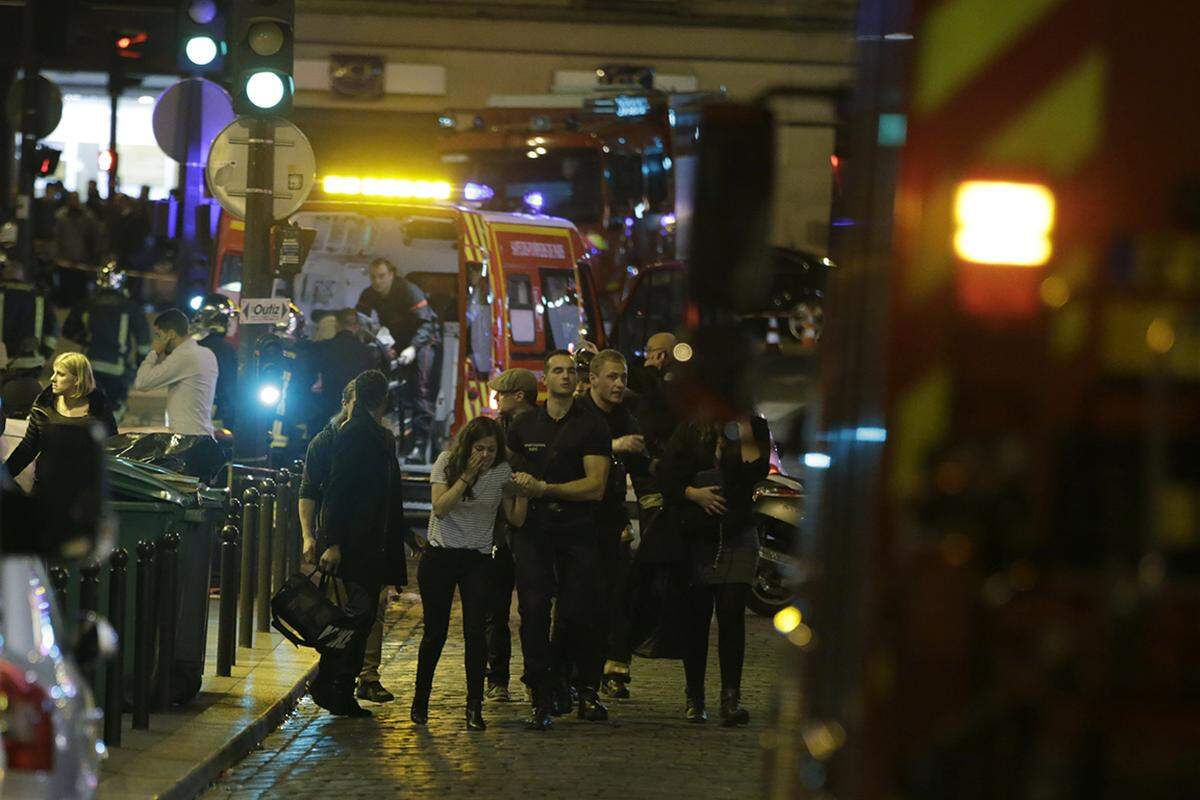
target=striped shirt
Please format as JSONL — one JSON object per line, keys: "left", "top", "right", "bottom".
{"left": 427, "top": 451, "right": 512, "bottom": 554}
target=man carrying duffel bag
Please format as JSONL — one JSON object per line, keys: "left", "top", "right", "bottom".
{"left": 308, "top": 369, "right": 410, "bottom": 718}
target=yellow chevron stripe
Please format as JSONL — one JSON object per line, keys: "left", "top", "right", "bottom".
{"left": 982, "top": 49, "right": 1107, "bottom": 176}
{"left": 915, "top": 0, "right": 1064, "bottom": 116}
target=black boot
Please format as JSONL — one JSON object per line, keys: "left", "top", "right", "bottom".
{"left": 525, "top": 688, "right": 553, "bottom": 731}
{"left": 466, "top": 700, "right": 487, "bottom": 731}
{"left": 577, "top": 688, "right": 609, "bottom": 722}
{"left": 410, "top": 689, "right": 430, "bottom": 725}
{"left": 313, "top": 679, "right": 372, "bottom": 718}
{"left": 719, "top": 689, "right": 750, "bottom": 727}
{"left": 685, "top": 694, "right": 708, "bottom": 724}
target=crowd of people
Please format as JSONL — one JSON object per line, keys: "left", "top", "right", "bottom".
{"left": 298, "top": 331, "right": 769, "bottom": 731}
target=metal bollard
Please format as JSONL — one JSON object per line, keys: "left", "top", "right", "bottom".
{"left": 289, "top": 459, "right": 305, "bottom": 576}
{"left": 79, "top": 560, "right": 102, "bottom": 690}
{"left": 256, "top": 478, "right": 276, "bottom": 633}
{"left": 103, "top": 548, "right": 129, "bottom": 747}
{"left": 272, "top": 469, "right": 291, "bottom": 597}
{"left": 132, "top": 540, "right": 156, "bottom": 730}
{"left": 155, "top": 530, "right": 181, "bottom": 711}
{"left": 49, "top": 565, "right": 70, "bottom": 612}
{"left": 238, "top": 487, "right": 259, "bottom": 649}
{"left": 216, "top": 524, "right": 240, "bottom": 677}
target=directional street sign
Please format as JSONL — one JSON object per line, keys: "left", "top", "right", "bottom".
{"left": 238, "top": 297, "right": 291, "bottom": 324}
{"left": 206, "top": 116, "right": 316, "bottom": 221}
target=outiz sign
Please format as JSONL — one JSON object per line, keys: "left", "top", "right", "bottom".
{"left": 239, "top": 298, "right": 291, "bottom": 324}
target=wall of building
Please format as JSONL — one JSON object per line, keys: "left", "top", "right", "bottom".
{"left": 293, "top": 5, "right": 854, "bottom": 252}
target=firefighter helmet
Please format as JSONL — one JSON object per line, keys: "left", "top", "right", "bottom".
{"left": 97, "top": 260, "right": 126, "bottom": 290}
{"left": 274, "top": 301, "right": 305, "bottom": 338}
{"left": 190, "top": 293, "right": 237, "bottom": 337}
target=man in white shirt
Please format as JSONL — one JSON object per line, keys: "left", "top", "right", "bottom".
{"left": 134, "top": 309, "right": 219, "bottom": 437}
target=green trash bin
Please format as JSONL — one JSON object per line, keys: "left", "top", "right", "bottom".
{"left": 68, "top": 457, "right": 225, "bottom": 707}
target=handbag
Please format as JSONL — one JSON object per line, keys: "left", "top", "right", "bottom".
{"left": 270, "top": 565, "right": 373, "bottom": 652}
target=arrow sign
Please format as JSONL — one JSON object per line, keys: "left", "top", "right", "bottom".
{"left": 239, "top": 297, "right": 290, "bottom": 324}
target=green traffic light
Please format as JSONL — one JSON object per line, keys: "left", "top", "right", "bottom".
{"left": 246, "top": 71, "right": 286, "bottom": 110}
{"left": 185, "top": 35, "right": 219, "bottom": 67}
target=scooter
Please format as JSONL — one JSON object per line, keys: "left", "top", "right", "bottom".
{"left": 747, "top": 473, "right": 806, "bottom": 617}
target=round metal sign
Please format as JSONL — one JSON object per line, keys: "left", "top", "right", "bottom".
{"left": 205, "top": 116, "right": 316, "bottom": 222}
{"left": 6, "top": 75, "right": 63, "bottom": 139}
{"left": 152, "top": 78, "right": 235, "bottom": 164}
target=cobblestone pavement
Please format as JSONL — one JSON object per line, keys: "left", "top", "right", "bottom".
{"left": 204, "top": 589, "right": 781, "bottom": 799}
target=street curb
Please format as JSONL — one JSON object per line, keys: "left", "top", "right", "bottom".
{"left": 159, "top": 660, "right": 319, "bottom": 800}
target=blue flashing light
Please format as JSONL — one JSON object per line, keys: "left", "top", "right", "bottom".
{"left": 258, "top": 385, "right": 282, "bottom": 406}
{"left": 855, "top": 426, "right": 888, "bottom": 443}
{"left": 523, "top": 191, "right": 545, "bottom": 211}
{"left": 189, "top": 295, "right": 204, "bottom": 311}
{"left": 804, "top": 452, "right": 832, "bottom": 469}
{"left": 464, "top": 182, "right": 494, "bottom": 202}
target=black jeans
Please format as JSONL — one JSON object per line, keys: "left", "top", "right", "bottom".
{"left": 405, "top": 343, "right": 438, "bottom": 450}
{"left": 484, "top": 542, "right": 515, "bottom": 687}
{"left": 682, "top": 582, "right": 748, "bottom": 698}
{"left": 414, "top": 547, "right": 492, "bottom": 704}
{"left": 514, "top": 516, "right": 601, "bottom": 694}
{"left": 315, "top": 569, "right": 382, "bottom": 698}
{"left": 596, "top": 517, "right": 632, "bottom": 671}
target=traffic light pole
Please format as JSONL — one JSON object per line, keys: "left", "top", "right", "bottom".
{"left": 16, "top": 0, "right": 38, "bottom": 275}
{"left": 234, "top": 115, "right": 275, "bottom": 460}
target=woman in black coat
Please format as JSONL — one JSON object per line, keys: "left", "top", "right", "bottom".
{"left": 6, "top": 352, "right": 117, "bottom": 492}
{"left": 657, "top": 414, "right": 771, "bottom": 726}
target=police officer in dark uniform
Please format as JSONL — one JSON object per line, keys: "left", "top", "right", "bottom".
{"left": 190, "top": 293, "right": 239, "bottom": 429}
{"left": 507, "top": 349, "right": 612, "bottom": 730}
{"left": 355, "top": 257, "right": 440, "bottom": 461}
{"left": 62, "top": 261, "right": 149, "bottom": 417}
{"left": 260, "top": 302, "right": 316, "bottom": 467}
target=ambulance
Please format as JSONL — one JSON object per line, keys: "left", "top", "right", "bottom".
{"left": 211, "top": 184, "right": 606, "bottom": 504}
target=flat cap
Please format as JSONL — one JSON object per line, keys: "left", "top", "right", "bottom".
{"left": 488, "top": 368, "right": 539, "bottom": 397}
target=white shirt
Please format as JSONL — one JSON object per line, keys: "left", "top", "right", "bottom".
{"left": 133, "top": 337, "right": 219, "bottom": 436}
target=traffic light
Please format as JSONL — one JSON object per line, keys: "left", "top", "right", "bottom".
{"left": 34, "top": 146, "right": 61, "bottom": 178}
{"left": 229, "top": 0, "right": 294, "bottom": 115}
{"left": 179, "top": 0, "right": 227, "bottom": 73}
{"left": 114, "top": 31, "right": 149, "bottom": 60}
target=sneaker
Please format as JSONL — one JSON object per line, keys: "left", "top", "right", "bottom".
{"left": 356, "top": 680, "right": 395, "bottom": 703}
{"left": 485, "top": 683, "right": 511, "bottom": 702}
{"left": 600, "top": 678, "right": 630, "bottom": 699}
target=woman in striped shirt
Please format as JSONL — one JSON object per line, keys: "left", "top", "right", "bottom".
{"left": 411, "top": 416, "right": 528, "bottom": 730}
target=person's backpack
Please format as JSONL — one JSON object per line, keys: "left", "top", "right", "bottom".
{"left": 270, "top": 565, "right": 373, "bottom": 651}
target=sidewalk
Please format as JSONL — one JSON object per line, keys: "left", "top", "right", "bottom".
{"left": 96, "top": 594, "right": 416, "bottom": 800}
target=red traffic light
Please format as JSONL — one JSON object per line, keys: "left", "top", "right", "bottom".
{"left": 115, "top": 31, "right": 148, "bottom": 58}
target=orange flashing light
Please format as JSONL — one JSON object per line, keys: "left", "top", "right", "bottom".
{"left": 953, "top": 180, "right": 1055, "bottom": 267}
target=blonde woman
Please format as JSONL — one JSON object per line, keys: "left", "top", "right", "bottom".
{"left": 6, "top": 352, "right": 117, "bottom": 491}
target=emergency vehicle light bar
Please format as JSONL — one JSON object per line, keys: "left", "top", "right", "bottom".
{"left": 322, "top": 175, "right": 453, "bottom": 201}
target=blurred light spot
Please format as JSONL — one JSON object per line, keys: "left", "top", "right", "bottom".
{"left": 804, "top": 452, "right": 831, "bottom": 469}
{"left": 953, "top": 181, "right": 1055, "bottom": 266}
{"left": 940, "top": 532, "right": 972, "bottom": 566}
{"left": 855, "top": 426, "right": 887, "bottom": 442}
{"left": 773, "top": 606, "right": 802, "bottom": 635}
{"left": 1146, "top": 317, "right": 1175, "bottom": 354}
{"left": 787, "top": 623, "right": 813, "bottom": 648}
{"left": 672, "top": 342, "right": 692, "bottom": 362}
{"left": 1040, "top": 275, "right": 1071, "bottom": 308}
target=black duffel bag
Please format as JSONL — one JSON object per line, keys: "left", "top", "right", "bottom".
{"left": 270, "top": 565, "right": 373, "bottom": 651}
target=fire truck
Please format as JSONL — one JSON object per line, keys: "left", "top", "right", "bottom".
{"left": 435, "top": 87, "right": 712, "bottom": 315}
{"left": 770, "top": 1, "right": 1200, "bottom": 797}
{"left": 211, "top": 186, "right": 605, "bottom": 510}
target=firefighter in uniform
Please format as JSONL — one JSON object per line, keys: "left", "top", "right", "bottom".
{"left": 260, "top": 302, "right": 316, "bottom": 467}
{"left": 0, "top": 251, "right": 59, "bottom": 367}
{"left": 60, "top": 262, "right": 147, "bottom": 418}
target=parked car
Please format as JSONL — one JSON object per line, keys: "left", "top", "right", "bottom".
{"left": 0, "top": 423, "right": 114, "bottom": 800}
